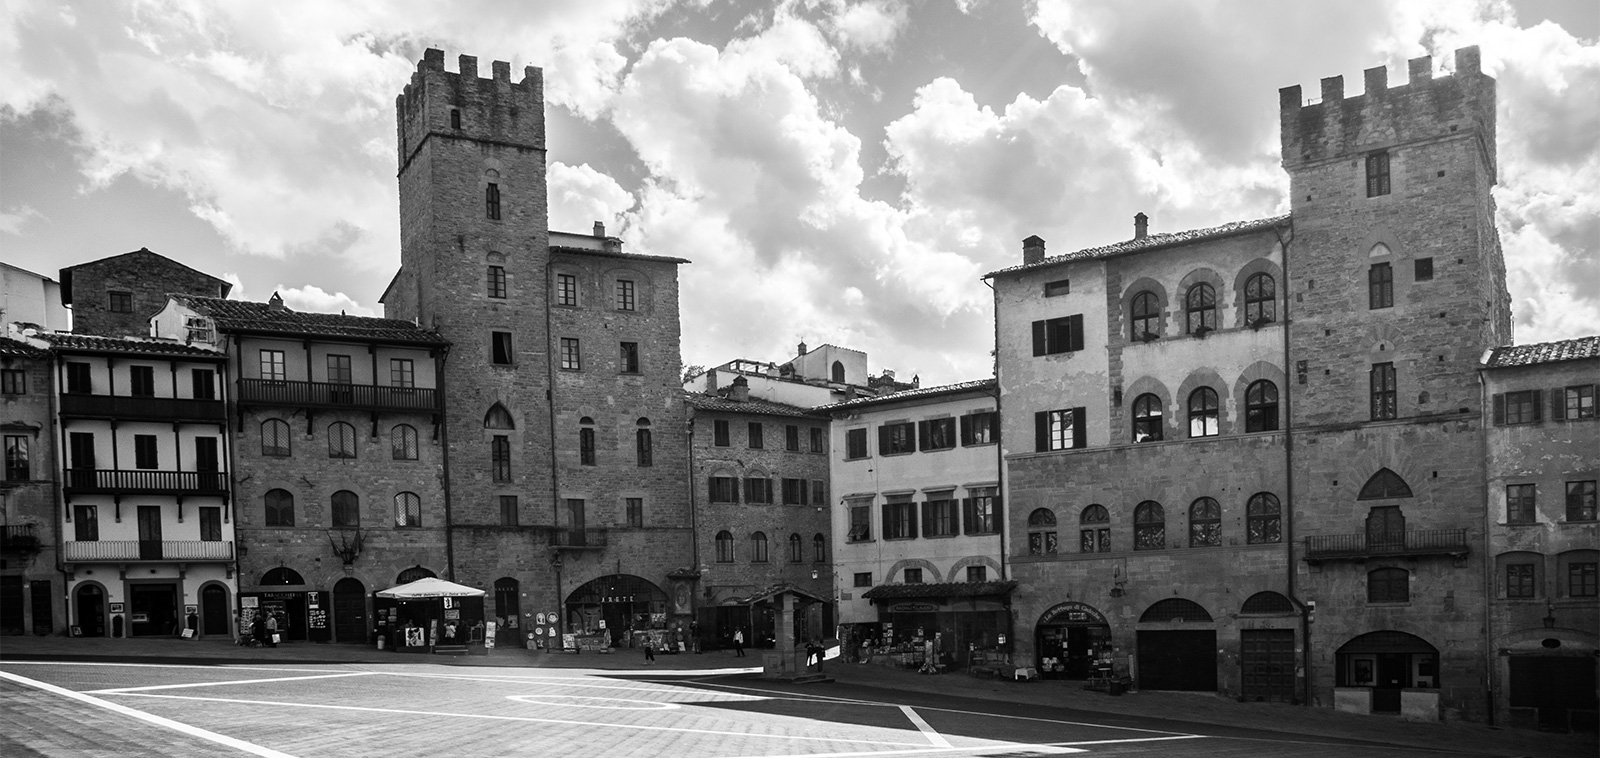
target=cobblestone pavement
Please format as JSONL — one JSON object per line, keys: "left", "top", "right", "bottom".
{"left": 1, "top": 636, "right": 1592, "bottom": 757}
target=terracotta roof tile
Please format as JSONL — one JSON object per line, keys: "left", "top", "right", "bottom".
{"left": 173, "top": 295, "right": 448, "bottom": 345}
{"left": 684, "top": 392, "right": 821, "bottom": 418}
{"left": 35, "top": 332, "right": 225, "bottom": 357}
{"left": 0, "top": 337, "right": 49, "bottom": 358}
{"left": 861, "top": 581, "right": 1018, "bottom": 600}
{"left": 985, "top": 215, "right": 1291, "bottom": 277}
{"left": 1484, "top": 336, "right": 1600, "bottom": 368}
{"left": 817, "top": 378, "right": 996, "bottom": 412}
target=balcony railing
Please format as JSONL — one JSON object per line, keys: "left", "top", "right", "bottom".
{"left": 63, "top": 469, "right": 228, "bottom": 496}
{"left": 64, "top": 540, "right": 234, "bottom": 562}
{"left": 549, "top": 529, "right": 608, "bottom": 549}
{"left": 60, "top": 394, "right": 226, "bottom": 422}
{"left": 1303, "top": 528, "right": 1470, "bottom": 562}
{"left": 238, "top": 379, "right": 439, "bottom": 411}
{"left": 1, "top": 524, "right": 41, "bottom": 553}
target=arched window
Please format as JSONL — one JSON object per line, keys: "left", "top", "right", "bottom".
{"left": 813, "top": 533, "right": 826, "bottom": 563}
{"left": 1241, "top": 591, "right": 1294, "bottom": 615}
{"left": 392, "top": 424, "right": 419, "bottom": 460}
{"left": 1132, "top": 393, "right": 1164, "bottom": 442}
{"left": 1027, "top": 508, "right": 1057, "bottom": 555}
{"left": 715, "top": 531, "right": 734, "bottom": 563}
{"left": 395, "top": 492, "right": 421, "bottom": 528}
{"left": 261, "top": 567, "right": 305, "bottom": 586}
{"left": 1130, "top": 291, "right": 1160, "bottom": 341}
{"left": 1140, "top": 598, "right": 1213, "bottom": 623}
{"left": 261, "top": 419, "right": 291, "bottom": 457}
{"left": 636, "top": 418, "right": 653, "bottom": 467}
{"left": 1367, "top": 567, "right": 1409, "bottom": 603}
{"left": 579, "top": 417, "right": 596, "bottom": 466}
{"left": 264, "top": 489, "right": 295, "bottom": 527}
{"left": 1134, "top": 501, "right": 1165, "bottom": 550}
{"left": 1080, "top": 504, "right": 1110, "bottom": 553}
{"left": 788, "top": 533, "right": 803, "bottom": 563}
{"left": 331, "top": 490, "right": 360, "bottom": 527}
{"left": 1185, "top": 283, "right": 1216, "bottom": 334}
{"left": 328, "top": 422, "right": 357, "bottom": 459}
{"left": 491, "top": 435, "right": 511, "bottom": 482}
{"left": 1245, "top": 380, "right": 1279, "bottom": 432}
{"left": 484, "top": 403, "right": 515, "bottom": 429}
{"left": 1188, "top": 497, "right": 1221, "bottom": 547}
{"left": 751, "top": 531, "right": 769, "bottom": 563}
{"left": 1244, "top": 272, "right": 1276, "bottom": 324}
{"left": 831, "top": 361, "right": 845, "bottom": 383}
{"left": 1358, "top": 468, "right": 1413, "bottom": 499}
{"left": 396, "top": 566, "right": 436, "bottom": 584}
{"left": 1247, "top": 493, "right": 1281, "bottom": 544}
{"left": 1188, "top": 387, "right": 1219, "bottom": 437}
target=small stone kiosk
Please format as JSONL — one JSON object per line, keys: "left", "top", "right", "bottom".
{"left": 740, "top": 583, "right": 831, "bottom": 683}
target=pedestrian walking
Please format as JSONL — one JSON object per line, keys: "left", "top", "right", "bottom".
{"left": 689, "top": 621, "right": 701, "bottom": 653}
{"left": 265, "top": 613, "right": 279, "bottom": 647}
{"left": 643, "top": 638, "right": 655, "bottom": 664}
{"left": 733, "top": 627, "right": 745, "bottom": 657}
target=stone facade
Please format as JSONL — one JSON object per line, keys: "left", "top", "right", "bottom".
{"left": 61, "top": 249, "right": 230, "bottom": 338}
{"left": 0, "top": 336, "right": 61, "bottom": 636}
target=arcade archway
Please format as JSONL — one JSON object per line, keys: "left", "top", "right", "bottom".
{"left": 564, "top": 574, "right": 668, "bottom": 647}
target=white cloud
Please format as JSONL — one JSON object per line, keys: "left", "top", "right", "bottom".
{"left": 549, "top": 162, "right": 635, "bottom": 234}
{"left": 0, "top": 204, "right": 44, "bottom": 234}
{"left": 274, "top": 284, "right": 373, "bottom": 317}
{"left": 825, "top": 0, "right": 908, "bottom": 54}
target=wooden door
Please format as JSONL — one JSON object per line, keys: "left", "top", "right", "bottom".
{"left": 334, "top": 578, "right": 367, "bottom": 644}
{"left": 137, "top": 506, "right": 163, "bottom": 560}
{"left": 1241, "top": 629, "right": 1296, "bottom": 703}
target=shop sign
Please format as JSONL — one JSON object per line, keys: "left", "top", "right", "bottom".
{"left": 308, "top": 608, "right": 328, "bottom": 630}
{"left": 241, "top": 597, "right": 258, "bottom": 608}
{"left": 1038, "top": 601, "right": 1108, "bottom": 626}
{"left": 889, "top": 603, "right": 939, "bottom": 613}
{"left": 262, "top": 592, "right": 298, "bottom": 600}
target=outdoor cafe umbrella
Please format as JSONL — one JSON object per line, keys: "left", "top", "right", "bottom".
{"left": 376, "top": 577, "right": 486, "bottom": 599}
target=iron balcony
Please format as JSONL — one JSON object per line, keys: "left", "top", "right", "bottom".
{"left": 1303, "top": 527, "right": 1470, "bottom": 562}
{"left": 237, "top": 379, "right": 439, "bottom": 412}
{"left": 549, "top": 528, "right": 608, "bottom": 550}
{"left": 59, "top": 394, "right": 226, "bottom": 422}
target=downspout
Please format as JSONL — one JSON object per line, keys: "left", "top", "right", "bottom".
{"left": 1477, "top": 364, "right": 1494, "bottom": 725}
{"left": 686, "top": 409, "right": 700, "bottom": 571}
{"left": 1272, "top": 218, "right": 1311, "bottom": 707}
{"left": 982, "top": 275, "right": 1013, "bottom": 652}
{"left": 51, "top": 351, "right": 68, "bottom": 636}
{"left": 216, "top": 345, "right": 238, "bottom": 639}
{"left": 435, "top": 344, "right": 455, "bottom": 582}
{"left": 545, "top": 260, "right": 563, "bottom": 611}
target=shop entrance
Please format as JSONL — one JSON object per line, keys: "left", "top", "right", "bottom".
{"left": 74, "top": 584, "right": 105, "bottom": 637}
{"left": 0, "top": 576, "right": 22, "bottom": 635}
{"left": 493, "top": 578, "right": 521, "bottom": 647}
{"left": 129, "top": 583, "right": 178, "bottom": 636}
{"left": 1335, "top": 630, "right": 1439, "bottom": 713}
{"left": 564, "top": 574, "right": 668, "bottom": 647}
{"left": 333, "top": 578, "right": 367, "bottom": 643}
{"left": 258, "top": 592, "right": 309, "bottom": 642}
{"left": 1035, "top": 601, "right": 1112, "bottom": 678}
{"left": 1510, "top": 656, "right": 1598, "bottom": 732}
{"left": 201, "top": 584, "right": 230, "bottom": 635}
{"left": 1241, "top": 629, "right": 1295, "bottom": 702}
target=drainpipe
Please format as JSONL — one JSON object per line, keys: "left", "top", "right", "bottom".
{"left": 982, "top": 275, "right": 1014, "bottom": 654}
{"left": 545, "top": 260, "right": 563, "bottom": 615}
{"left": 1273, "top": 219, "right": 1312, "bottom": 707}
{"left": 1477, "top": 365, "right": 1494, "bottom": 725}
{"left": 435, "top": 344, "right": 455, "bottom": 582}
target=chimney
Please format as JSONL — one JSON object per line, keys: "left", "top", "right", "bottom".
{"left": 1134, "top": 212, "right": 1149, "bottom": 240}
{"left": 729, "top": 375, "right": 750, "bottom": 403}
{"left": 797, "top": 341, "right": 808, "bottom": 356}
{"left": 1022, "top": 235, "right": 1046, "bottom": 265}
{"left": 593, "top": 221, "right": 606, "bottom": 238}
{"left": 706, "top": 368, "right": 718, "bottom": 392}
{"left": 911, "top": 374, "right": 920, "bottom": 388}
{"left": 267, "top": 292, "right": 288, "bottom": 311}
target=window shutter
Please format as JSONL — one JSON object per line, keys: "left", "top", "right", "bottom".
{"left": 1069, "top": 314, "right": 1084, "bottom": 352}
{"left": 959, "top": 415, "right": 972, "bottom": 446}
{"left": 1032, "top": 320, "right": 1047, "bottom": 356}
{"left": 1530, "top": 389, "right": 1542, "bottom": 422}
{"left": 1035, "top": 411, "right": 1049, "bottom": 452}
{"left": 961, "top": 498, "right": 974, "bottom": 534}
{"left": 921, "top": 501, "right": 933, "bottom": 538}
{"left": 742, "top": 478, "right": 752, "bottom": 502}
{"left": 878, "top": 425, "right": 891, "bottom": 455}
{"left": 708, "top": 476, "right": 717, "bottom": 500}
{"left": 917, "top": 420, "right": 930, "bottom": 451}
{"left": 993, "top": 495, "right": 1003, "bottom": 525}
{"left": 1072, "top": 407, "right": 1087, "bottom": 449}
{"left": 1550, "top": 387, "right": 1566, "bottom": 421}
{"left": 990, "top": 412, "right": 1001, "bottom": 441}
{"left": 1491, "top": 393, "right": 1504, "bottom": 425}
{"left": 907, "top": 503, "right": 918, "bottom": 537}
{"left": 882, "top": 505, "right": 892, "bottom": 540}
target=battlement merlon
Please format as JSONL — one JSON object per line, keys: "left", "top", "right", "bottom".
{"left": 1278, "top": 46, "right": 1495, "bottom": 178}
{"left": 394, "top": 49, "right": 546, "bottom": 170}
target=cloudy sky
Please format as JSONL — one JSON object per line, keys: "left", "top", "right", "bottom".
{"left": 2, "top": 1, "right": 1596, "bottom": 385}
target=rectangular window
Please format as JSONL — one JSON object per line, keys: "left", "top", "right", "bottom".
{"left": 491, "top": 435, "right": 511, "bottom": 483}
{"left": 259, "top": 350, "right": 286, "bottom": 382}
{"left": 191, "top": 369, "right": 215, "bottom": 400}
{"left": 0, "top": 369, "right": 24, "bottom": 395}
{"left": 108, "top": 290, "right": 133, "bottom": 312}
{"left": 129, "top": 365, "right": 155, "bottom": 397}
{"left": 262, "top": 421, "right": 291, "bottom": 457}
{"left": 848, "top": 501, "right": 872, "bottom": 542}
{"left": 1369, "top": 263, "right": 1393, "bottom": 309}
{"left": 618, "top": 342, "right": 639, "bottom": 373}
{"left": 74, "top": 505, "right": 99, "bottom": 541}
{"left": 854, "top": 572, "right": 872, "bottom": 588}
{"left": 1502, "top": 390, "right": 1541, "bottom": 425}
{"left": 964, "top": 487, "right": 999, "bottom": 534}
{"left": 1043, "top": 279, "right": 1070, "bottom": 297}
{"left": 1369, "top": 363, "right": 1397, "bottom": 420}
{"left": 487, "top": 266, "right": 507, "bottom": 299}
{"left": 708, "top": 476, "right": 738, "bottom": 503}
{"left": 1035, "top": 407, "right": 1086, "bottom": 451}
{"left": 922, "top": 496, "right": 957, "bottom": 537}
{"left": 390, "top": 359, "right": 414, "bottom": 388}
{"left": 579, "top": 428, "right": 595, "bottom": 466}
{"left": 904, "top": 568, "right": 923, "bottom": 584}
{"left": 134, "top": 434, "right": 158, "bottom": 469}
{"left": 884, "top": 496, "right": 917, "bottom": 540}
{"left": 66, "top": 362, "right": 91, "bottom": 394}
{"left": 1570, "top": 563, "right": 1598, "bottom": 598}
{"left": 185, "top": 316, "right": 213, "bottom": 343}
{"left": 845, "top": 428, "right": 868, "bottom": 459}
{"left": 747, "top": 422, "right": 764, "bottom": 449}
{"left": 1506, "top": 564, "right": 1537, "bottom": 599}
{"left": 559, "top": 337, "right": 580, "bottom": 370}
{"left": 485, "top": 182, "right": 501, "bottom": 219}
{"left": 809, "top": 427, "right": 824, "bottom": 453}
{"left": 713, "top": 420, "right": 730, "bottom": 447}
{"left": 1568, "top": 480, "right": 1597, "bottom": 522}
{"left": 493, "top": 332, "right": 515, "bottom": 365}
{"left": 326, "top": 354, "right": 352, "bottom": 385}
{"left": 966, "top": 566, "right": 987, "bottom": 583}
{"left": 960, "top": 411, "right": 998, "bottom": 446}
{"left": 499, "top": 496, "right": 519, "bottom": 527}
{"left": 785, "top": 425, "right": 800, "bottom": 452}
{"left": 1366, "top": 151, "right": 1390, "bottom": 197}
{"left": 878, "top": 422, "right": 914, "bottom": 455}
{"left": 626, "top": 497, "right": 644, "bottom": 528}
{"left": 636, "top": 428, "right": 652, "bottom": 467}
{"left": 743, "top": 477, "right": 772, "bottom": 504}
{"left": 1563, "top": 385, "right": 1596, "bottom": 420}
{"left": 1506, "top": 484, "right": 1536, "bottom": 524}
{"left": 616, "top": 279, "right": 635, "bottom": 311}
{"left": 811, "top": 479, "right": 825, "bottom": 506}
{"left": 1031, "top": 314, "right": 1085, "bottom": 355}
{"left": 199, "top": 507, "right": 222, "bottom": 542}
{"left": 1414, "top": 258, "right": 1434, "bottom": 281}
{"left": 3, "top": 436, "right": 29, "bottom": 481}
{"left": 781, "top": 478, "right": 807, "bottom": 505}
{"left": 556, "top": 274, "right": 578, "bottom": 306}
{"left": 917, "top": 417, "right": 956, "bottom": 452}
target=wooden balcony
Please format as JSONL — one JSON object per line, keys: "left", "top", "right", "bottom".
{"left": 549, "top": 528, "right": 608, "bottom": 550}
{"left": 1303, "top": 528, "right": 1470, "bottom": 563}
{"left": 63, "top": 469, "right": 228, "bottom": 496}
{"left": 64, "top": 540, "right": 234, "bottom": 562}
{"left": 60, "top": 394, "right": 226, "bottom": 422}
{"left": 238, "top": 379, "right": 439, "bottom": 412}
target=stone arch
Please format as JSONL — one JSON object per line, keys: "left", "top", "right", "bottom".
{"left": 1174, "top": 368, "right": 1231, "bottom": 437}
{"left": 1232, "top": 360, "right": 1287, "bottom": 431}
{"left": 196, "top": 580, "right": 233, "bottom": 637}
{"left": 947, "top": 555, "right": 1002, "bottom": 580}
{"left": 1139, "top": 597, "right": 1213, "bottom": 623}
{"left": 1358, "top": 468, "right": 1413, "bottom": 500}
{"left": 1176, "top": 267, "right": 1226, "bottom": 334}
{"left": 884, "top": 558, "right": 944, "bottom": 584}
{"left": 483, "top": 403, "right": 515, "bottom": 429}
{"left": 1240, "top": 591, "right": 1295, "bottom": 615}
{"left": 1123, "top": 375, "right": 1173, "bottom": 443}
{"left": 1232, "top": 257, "right": 1283, "bottom": 328}
{"left": 260, "top": 566, "right": 307, "bottom": 586}
{"left": 1120, "top": 276, "right": 1170, "bottom": 342}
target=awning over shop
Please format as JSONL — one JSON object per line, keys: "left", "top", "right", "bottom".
{"left": 728, "top": 583, "right": 830, "bottom": 606}
{"left": 861, "top": 581, "right": 1017, "bottom": 602}
{"left": 376, "top": 577, "right": 486, "bottom": 599}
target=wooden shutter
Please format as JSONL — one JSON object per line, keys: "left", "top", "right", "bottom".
{"left": 878, "top": 425, "right": 891, "bottom": 455}
{"left": 882, "top": 504, "right": 892, "bottom": 540}
{"left": 1530, "top": 389, "right": 1542, "bottom": 422}
{"left": 1072, "top": 407, "right": 1087, "bottom": 448}
{"left": 959, "top": 415, "right": 972, "bottom": 445}
{"left": 1068, "top": 314, "right": 1084, "bottom": 352}
{"left": 1035, "top": 411, "right": 1049, "bottom": 451}
{"left": 990, "top": 411, "right": 1001, "bottom": 442}
{"left": 907, "top": 502, "right": 918, "bottom": 537}
{"left": 993, "top": 494, "right": 1003, "bottom": 525}
{"left": 921, "top": 501, "right": 933, "bottom": 538}
{"left": 1550, "top": 387, "right": 1567, "bottom": 421}
{"left": 961, "top": 498, "right": 974, "bottom": 534}
{"left": 1492, "top": 393, "right": 1504, "bottom": 425}
{"left": 1032, "top": 320, "right": 1047, "bottom": 356}
{"left": 917, "top": 420, "right": 930, "bottom": 451}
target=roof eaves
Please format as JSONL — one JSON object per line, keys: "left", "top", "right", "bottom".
{"left": 983, "top": 214, "right": 1291, "bottom": 279}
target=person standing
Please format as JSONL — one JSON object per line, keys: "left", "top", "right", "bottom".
{"left": 733, "top": 627, "right": 745, "bottom": 657}
{"left": 643, "top": 638, "right": 655, "bottom": 664}
{"left": 265, "top": 613, "right": 279, "bottom": 647}
{"left": 689, "top": 621, "right": 701, "bottom": 654}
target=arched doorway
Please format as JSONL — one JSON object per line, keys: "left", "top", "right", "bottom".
{"left": 333, "top": 578, "right": 367, "bottom": 644}
{"left": 74, "top": 584, "right": 106, "bottom": 637}
{"left": 1239, "top": 591, "right": 1297, "bottom": 703}
{"left": 1034, "top": 601, "right": 1112, "bottom": 678}
{"left": 564, "top": 575, "right": 668, "bottom": 647}
{"left": 201, "top": 584, "right": 230, "bottom": 636}
{"left": 1336, "top": 630, "right": 1438, "bottom": 712}
{"left": 396, "top": 566, "right": 436, "bottom": 584}
{"left": 494, "top": 578, "right": 521, "bottom": 647}
{"left": 1137, "top": 598, "right": 1217, "bottom": 691}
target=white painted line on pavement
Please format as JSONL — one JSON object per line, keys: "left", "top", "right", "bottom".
{"left": 900, "top": 704, "right": 953, "bottom": 748}
{"left": 0, "top": 668, "right": 300, "bottom": 758}
{"left": 1055, "top": 735, "right": 1209, "bottom": 746}
{"left": 3, "top": 661, "right": 345, "bottom": 673}
{"left": 87, "top": 670, "right": 377, "bottom": 694}
{"left": 722, "top": 744, "right": 1084, "bottom": 758}
{"left": 506, "top": 693, "right": 681, "bottom": 710}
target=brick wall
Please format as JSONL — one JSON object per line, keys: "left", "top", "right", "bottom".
{"left": 66, "top": 250, "right": 228, "bottom": 338}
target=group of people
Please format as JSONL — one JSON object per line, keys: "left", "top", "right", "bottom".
{"left": 245, "top": 611, "right": 280, "bottom": 647}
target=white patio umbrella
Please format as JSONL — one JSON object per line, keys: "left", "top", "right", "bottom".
{"left": 376, "top": 577, "right": 486, "bottom": 599}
